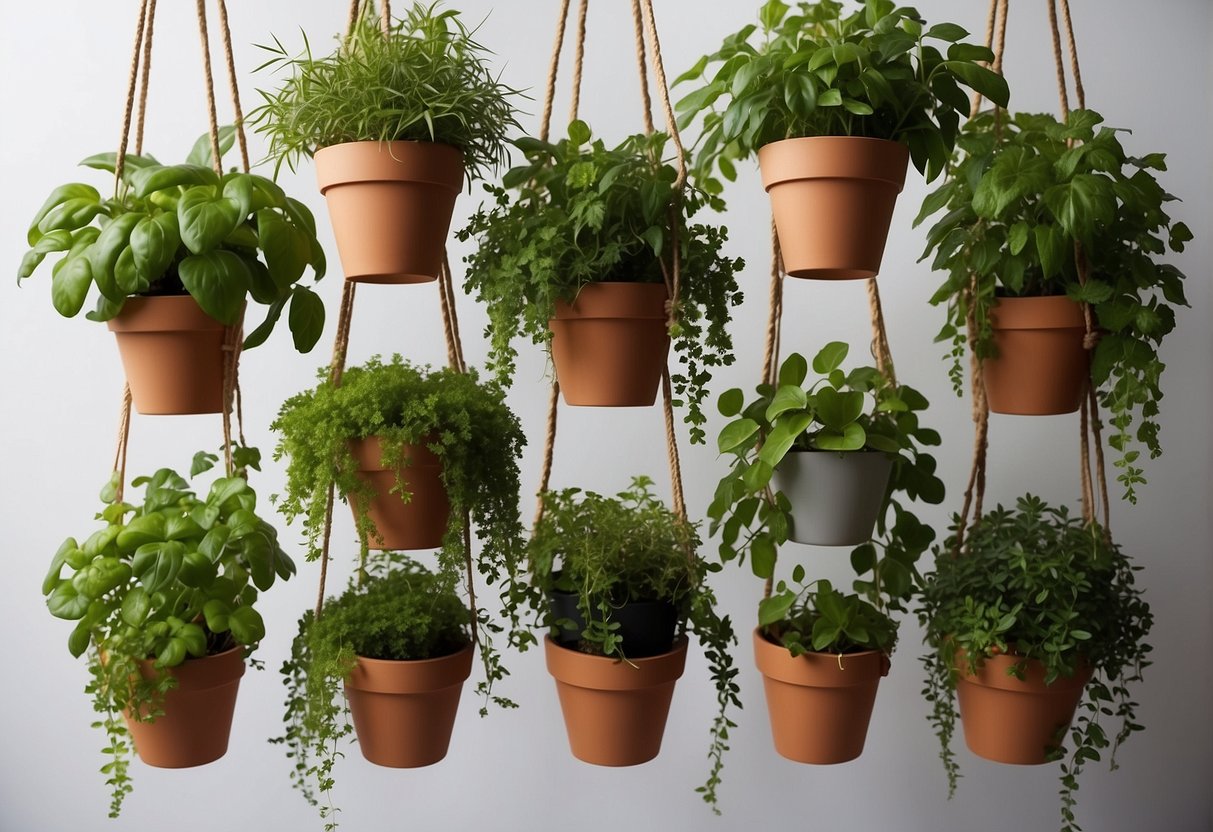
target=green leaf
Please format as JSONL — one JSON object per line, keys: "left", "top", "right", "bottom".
{"left": 1008, "top": 222, "right": 1030, "bottom": 256}
{"left": 121, "top": 586, "right": 151, "bottom": 627}
{"left": 178, "top": 251, "right": 249, "bottom": 324}
{"left": 47, "top": 582, "right": 90, "bottom": 620}
{"left": 257, "top": 208, "right": 310, "bottom": 292}
{"left": 1034, "top": 224, "right": 1068, "bottom": 280}
{"left": 758, "top": 592, "right": 794, "bottom": 626}
{"left": 116, "top": 513, "right": 166, "bottom": 553}
{"left": 177, "top": 187, "right": 241, "bottom": 254}
{"left": 51, "top": 253, "right": 93, "bottom": 317}
{"left": 750, "top": 536, "right": 777, "bottom": 579}
{"left": 811, "top": 342, "right": 849, "bottom": 374}
{"left": 28, "top": 184, "right": 100, "bottom": 245}
{"left": 567, "top": 120, "right": 592, "bottom": 145}
{"left": 185, "top": 126, "right": 236, "bottom": 168}
{"left": 758, "top": 412, "right": 814, "bottom": 468}
{"left": 814, "top": 387, "right": 865, "bottom": 430}
{"left": 926, "top": 22, "right": 969, "bottom": 41}
{"left": 68, "top": 620, "right": 92, "bottom": 658}
{"left": 718, "top": 418, "right": 760, "bottom": 453}
{"left": 37, "top": 199, "right": 102, "bottom": 244}
{"left": 132, "top": 541, "right": 185, "bottom": 594}
{"left": 779, "top": 353, "right": 809, "bottom": 387}
{"left": 813, "top": 423, "right": 867, "bottom": 451}
{"left": 759, "top": 0, "right": 789, "bottom": 30}
{"left": 43, "top": 538, "right": 78, "bottom": 596}
{"left": 717, "top": 388, "right": 745, "bottom": 417}
{"left": 243, "top": 296, "right": 286, "bottom": 350}
{"left": 287, "top": 285, "right": 325, "bottom": 352}
{"left": 73, "top": 557, "right": 131, "bottom": 598}
{"left": 766, "top": 385, "right": 808, "bottom": 421}
{"left": 203, "top": 598, "right": 232, "bottom": 632}
{"left": 228, "top": 605, "right": 265, "bottom": 645}
{"left": 221, "top": 175, "right": 254, "bottom": 220}
{"left": 942, "top": 60, "right": 1010, "bottom": 107}
{"left": 130, "top": 164, "right": 218, "bottom": 198}
{"left": 817, "top": 88, "right": 843, "bottom": 107}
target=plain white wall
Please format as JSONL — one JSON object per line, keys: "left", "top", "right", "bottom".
{"left": 1, "top": 1, "right": 1209, "bottom": 830}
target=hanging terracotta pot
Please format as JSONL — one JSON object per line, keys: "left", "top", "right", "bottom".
{"left": 344, "top": 643, "right": 474, "bottom": 768}
{"left": 548, "top": 282, "right": 670, "bottom": 407}
{"left": 124, "top": 646, "right": 245, "bottom": 768}
{"left": 107, "top": 295, "right": 231, "bottom": 415}
{"left": 955, "top": 651, "right": 1092, "bottom": 764}
{"left": 758, "top": 137, "right": 909, "bottom": 280}
{"left": 548, "top": 589, "right": 678, "bottom": 659}
{"left": 348, "top": 436, "right": 450, "bottom": 550}
{"left": 544, "top": 635, "right": 687, "bottom": 766}
{"left": 772, "top": 450, "right": 893, "bottom": 546}
{"left": 314, "top": 141, "right": 464, "bottom": 284}
{"left": 983, "top": 295, "right": 1089, "bottom": 415}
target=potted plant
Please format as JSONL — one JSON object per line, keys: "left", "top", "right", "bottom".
{"left": 19, "top": 133, "right": 326, "bottom": 414}
{"left": 459, "top": 121, "right": 743, "bottom": 429}
{"left": 42, "top": 448, "right": 294, "bottom": 817}
{"left": 277, "top": 557, "right": 474, "bottom": 826}
{"left": 253, "top": 2, "right": 521, "bottom": 283}
{"left": 674, "top": 0, "right": 1010, "bottom": 279}
{"left": 522, "top": 477, "right": 739, "bottom": 811}
{"left": 919, "top": 110, "right": 1191, "bottom": 496}
{"left": 918, "top": 495, "right": 1152, "bottom": 832}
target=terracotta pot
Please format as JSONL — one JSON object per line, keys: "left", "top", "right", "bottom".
{"left": 772, "top": 450, "right": 893, "bottom": 546}
{"left": 107, "top": 295, "right": 231, "bottom": 415}
{"left": 753, "top": 629, "right": 888, "bottom": 764}
{"left": 344, "top": 643, "right": 474, "bottom": 768}
{"left": 348, "top": 437, "right": 450, "bottom": 550}
{"left": 758, "top": 137, "right": 909, "bottom": 280}
{"left": 315, "top": 141, "right": 464, "bottom": 283}
{"left": 955, "top": 651, "right": 1092, "bottom": 764}
{"left": 124, "top": 647, "right": 245, "bottom": 768}
{"left": 983, "top": 295, "right": 1089, "bottom": 415}
{"left": 548, "top": 282, "right": 670, "bottom": 406}
{"left": 544, "top": 635, "right": 687, "bottom": 766}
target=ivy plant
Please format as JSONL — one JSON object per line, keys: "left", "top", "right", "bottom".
{"left": 673, "top": 0, "right": 1010, "bottom": 189}
{"left": 918, "top": 109, "right": 1191, "bottom": 502}
{"left": 458, "top": 121, "right": 744, "bottom": 444}
{"left": 42, "top": 448, "right": 294, "bottom": 817}
{"left": 918, "top": 495, "right": 1153, "bottom": 832}
{"left": 19, "top": 130, "right": 327, "bottom": 351}
{"left": 252, "top": 1, "right": 521, "bottom": 180}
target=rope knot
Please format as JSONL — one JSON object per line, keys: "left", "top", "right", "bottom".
{"left": 1082, "top": 330, "right": 1101, "bottom": 350}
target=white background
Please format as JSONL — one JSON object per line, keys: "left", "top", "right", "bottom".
{"left": 1, "top": 1, "right": 1209, "bottom": 830}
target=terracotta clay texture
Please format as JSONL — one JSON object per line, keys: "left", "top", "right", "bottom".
{"left": 107, "top": 295, "right": 230, "bottom": 415}
{"left": 753, "top": 629, "right": 887, "bottom": 764}
{"left": 772, "top": 450, "right": 893, "bottom": 546}
{"left": 544, "top": 635, "right": 687, "bottom": 766}
{"left": 344, "top": 644, "right": 474, "bottom": 768}
{"left": 955, "top": 651, "right": 1092, "bottom": 765}
{"left": 315, "top": 141, "right": 463, "bottom": 283}
{"left": 348, "top": 436, "right": 450, "bottom": 550}
{"left": 548, "top": 282, "right": 670, "bottom": 407}
{"left": 984, "top": 295, "right": 1090, "bottom": 415}
{"left": 124, "top": 647, "right": 245, "bottom": 768}
{"left": 758, "top": 136, "right": 909, "bottom": 280}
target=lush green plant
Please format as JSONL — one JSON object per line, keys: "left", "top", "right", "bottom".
{"left": 709, "top": 342, "right": 944, "bottom": 607}
{"left": 19, "top": 131, "right": 326, "bottom": 351}
{"left": 252, "top": 1, "right": 521, "bottom": 180}
{"left": 674, "top": 0, "right": 1010, "bottom": 189}
{"left": 918, "top": 495, "right": 1152, "bottom": 832}
{"left": 276, "top": 557, "right": 469, "bottom": 830}
{"left": 458, "top": 121, "right": 744, "bottom": 444}
{"left": 759, "top": 573, "right": 897, "bottom": 656}
{"left": 42, "top": 448, "right": 294, "bottom": 817}
{"left": 522, "top": 477, "right": 739, "bottom": 813}
{"left": 918, "top": 109, "right": 1191, "bottom": 502}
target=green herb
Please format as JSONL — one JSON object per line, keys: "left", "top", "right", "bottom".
{"left": 760, "top": 573, "right": 897, "bottom": 656}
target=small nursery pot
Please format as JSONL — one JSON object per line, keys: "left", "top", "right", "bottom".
{"left": 548, "top": 282, "right": 670, "bottom": 407}
{"left": 772, "top": 450, "right": 893, "bottom": 546}
{"left": 124, "top": 646, "right": 246, "bottom": 768}
{"left": 548, "top": 589, "right": 678, "bottom": 659}
{"left": 344, "top": 643, "right": 474, "bottom": 768}
{"left": 955, "top": 651, "right": 1092, "bottom": 765}
{"left": 758, "top": 137, "right": 909, "bottom": 280}
{"left": 544, "top": 635, "right": 688, "bottom": 766}
{"left": 315, "top": 141, "right": 464, "bottom": 284}
{"left": 983, "top": 295, "right": 1090, "bottom": 415}
{"left": 753, "top": 629, "right": 888, "bottom": 764}
{"left": 348, "top": 436, "right": 450, "bottom": 551}
{"left": 107, "top": 295, "right": 232, "bottom": 415}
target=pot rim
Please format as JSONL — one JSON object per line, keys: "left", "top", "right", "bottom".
{"left": 989, "top": 294, "right": 1088, "bottom": 331}
{"left": 134, "top": 644, "right": 247, "bottom": 690}
{"left": 952, "top": 647, "right": 1092, "bottom": 693}
{"left": 544, "top": 634, "right": 688, "bottom": 690}
{"left": 348, "top": 435, "right": 443, "bottom": 471}
{"left": 346, "top": 642, "right": 475, "bottom": 694}
{"left": 107, "top": 294, "right": 234, "bottom": 332}
{"left": 753, "top": 628, "right": 889, "bottom": 687}
{"left": 551, "top": 281, "right": 670, "bottom": 321}
{"left": 315, "top": 140, "right": 465, "bottom": 192}
{"left": 757, "top": 135, "right": 910, "bottom": 190}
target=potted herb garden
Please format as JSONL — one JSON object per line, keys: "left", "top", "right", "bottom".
{"left": 254, "top": 2, "right": 521, "bottom": 283}
{"left": 43, "top": 449, "right": 294, "bottom": 817}
{"left": 675, "top": 0, "right": 1010, "bottom": 279}
{"left": 919, "top": 495, "right": 1152, "bottom": 832}
{"left": 19, "top": 132, "right": 326, "bottom": 414}
{"left": 459, "top": 121, "right": 743, "bottom": 432}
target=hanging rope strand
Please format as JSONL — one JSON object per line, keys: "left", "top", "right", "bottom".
{"left": 114, "top": 0, "right": 150, "bottom": 191}
{"left": 629, "top": 0, "right": 655, "bottom": 135}
{"left": 214, "top": 0, "right": 251, "bottom": 172}
{"left": 568, "top": 0, "right": 589, "bottom": 124}
{"left": 193, "top": 0, "right": 223, "bottom": 174}
{"left": 538, "top": 0, "right": 572, "bottom": 142}
{"left": 1058, "top": 0, "right": 1086, "bottom": 109}
{"left": 134, "top": 0, "right": 158, "bottom": 155}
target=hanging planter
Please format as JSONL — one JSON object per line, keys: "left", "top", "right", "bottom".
{"left": 772, "top": 449, "right": 893, "bottom": 546}
{"left": 548, "top": 283, "right": 670, "bottom": 406}
{"left": 347, "top": 436, "right": 450, "bottom": 550}
{"left": 758, "top": 137, "right": 909, "bottom": 280}
{"left": 982, "top": 295, "right": 1089, "bottom": 415}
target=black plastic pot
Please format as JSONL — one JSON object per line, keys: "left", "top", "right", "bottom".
{"left": 549, "top": 590, "right": 678, "bottom": 659}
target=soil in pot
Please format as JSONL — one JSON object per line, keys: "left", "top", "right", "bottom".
{"left": 344, "top": 643, "right": 474, "bottom": 768}
{"left": 772, "top": 450, "right": 893, "bottom": 546}
{"left": 753, "top": 629, "right": 887, "bottom": 764}
{"left": 544, "top": 635, "right": 687, "bottom": 766}
{"left": 315, "top": 141, "right": 464, "bottom": 284}
{"left": 758, "top": 137, "right": 909, "bottom": 280}
{"left": 983, "top": 295, "right": 1090, "bottom": 415}
{"left": 548, "top": 589, "right": 678, "bottom": 659}
{"left": 548, "top": 282, "right": 670, "bottom": 407}
{"left": 348, "top": 436, "right": 450, "bottom": 550}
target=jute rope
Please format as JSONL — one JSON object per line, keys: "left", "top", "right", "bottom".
{"left": 568, "top": 0, "right": 589, "bottom": 125}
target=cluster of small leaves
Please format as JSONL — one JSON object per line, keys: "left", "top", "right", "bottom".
{"left": 523, "top": 477, "right": 739, "bottom": 814}
{"left": 274, "top": 557, "right": 469, "bottom": 829}
{"left": 19, "top": 130, "right": 326, "bottom": 351}
{"left": 917, "top": 495, "right": 1153, "bottom": 831}
{"left": 252, "top": 2, "right": 521, "bottom": 181}
{"left": 458, "top": 121, "right": 744, "bottom": 444}
{"left": 44, "top": 450, "right": 295, "bottom": 816}
{"left": 918, "top": 109, "right": 1191, "bottom": 502}
{"left": 760, "top": 574, "right": 897, "bottom": 655}
{"left": 674, "top": 0, "right": 1010, "bottom": 188}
